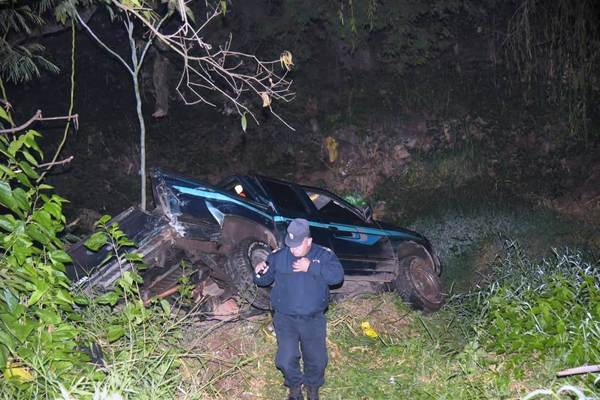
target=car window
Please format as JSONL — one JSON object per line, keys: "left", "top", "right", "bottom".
{"left": 261, "top": 179, "right": 308, "bottom": 215}
{"left": 304, "top": 189, "right": 364, "bottom": 224}
{"left": 221, "top": 179, "right": 255, "bottom": 201}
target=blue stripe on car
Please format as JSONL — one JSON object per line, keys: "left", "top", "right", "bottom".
{"left": 174, "top": 185, "right": 417, "bottom": 244}
{"left": 174, "top": 185, "right": 273, "bottom": 219}
{"left": 272, "top": 218, "right": 417, "bottom": 241}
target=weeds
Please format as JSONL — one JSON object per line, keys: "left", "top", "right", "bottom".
{"left": 254, "top": 245, "right": 599, "bottom": 399}
{"left": 474, "top": 244, "right": 599, "bottom": 368}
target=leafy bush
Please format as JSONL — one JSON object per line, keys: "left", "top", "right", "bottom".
{"left": 473, "top": 243, "right": 599, "bottom": 367}
{"left": 0, "top": 107, "right": 184, "bottom": 398}
{"left": 0, "top": 107, "right": 91, "bottom": 393}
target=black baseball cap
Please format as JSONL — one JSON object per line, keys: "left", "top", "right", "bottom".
{"left": 285, "top": 218, "right": 311, "bottom": 247}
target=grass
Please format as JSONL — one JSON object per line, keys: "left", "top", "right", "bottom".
{"left": 2, "top": 251, "right": 596, "bottom": 399}
{"left": 243, "top": 246, "right": 599, "bottom": 400}
{"left": 371, "top": 147, "right": 599, "bottom": 297}
{"left": 0, "top": 292, "right": 188, "bottom": 400}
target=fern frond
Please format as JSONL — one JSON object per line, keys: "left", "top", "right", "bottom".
{"left": 0, "top": 42, "right": 59, "bottom": 83}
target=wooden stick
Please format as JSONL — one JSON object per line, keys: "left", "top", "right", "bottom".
{"left": 143, "top": 285, "right": 181, "bottom": 306}
{"left": 556, "top": 364, "right": 600, "bottom": 377}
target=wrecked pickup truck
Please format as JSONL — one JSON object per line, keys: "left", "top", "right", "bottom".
{"left": 66, "top": 169, "right": 443, "bottom": 313}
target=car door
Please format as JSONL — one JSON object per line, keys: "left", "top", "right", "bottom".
{"left": 300, "top": 187, "right": 393, "bottom": 264}
{"left": 258, "top": 178, "right": 334, "bottom": 250}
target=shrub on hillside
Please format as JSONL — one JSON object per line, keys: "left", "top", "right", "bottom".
{"left": 476, "top": 243, "right": 599, "bottom": 366}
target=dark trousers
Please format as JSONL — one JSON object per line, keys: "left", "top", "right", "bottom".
{"left": 273, "top": 312, "right": 328, "bottom": 388}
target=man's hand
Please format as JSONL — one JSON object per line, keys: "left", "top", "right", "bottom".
{"left": 255, "top": 261, "right": 269, "bottom": 275}
{"left": 292, "top": 257, "right": 310, "bottom": 272}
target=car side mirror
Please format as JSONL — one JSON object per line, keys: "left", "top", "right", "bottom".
{"left": 361, "top": 204, "right": 373, "bottom": 222}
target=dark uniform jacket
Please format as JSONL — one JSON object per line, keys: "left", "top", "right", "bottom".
{"left": 254, "top": 244, "right": 344, "bottom": 316}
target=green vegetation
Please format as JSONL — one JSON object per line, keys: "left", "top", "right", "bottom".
{"left": 0, "top": 106, "right": 185, "bottom": 398}
{"left": 504, "top": 0, "right": 600, "bottom": 139}
{"left": 479, "top": 246, "right": 599, "bottom": 368}
{"left": 0, "top": 104, "right": 88, "bottom": 394}
{"left": 253, "top": 246, "right": 599, "bottom": 399}
{"left": 0, "top": 0, "right": 62, "bottom": 83}
{"left": 1, "top": 1, "right": 599, "bottom": 398}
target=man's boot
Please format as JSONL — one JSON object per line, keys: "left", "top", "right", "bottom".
{"left": 288, "top": 385, "right": 304, "bottom": 400}
{"left": 305, "top": 386, "right": 319, "bottom": 400}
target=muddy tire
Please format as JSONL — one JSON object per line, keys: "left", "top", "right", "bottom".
{"left": 394, "top": 254, "right": 443, "bottom": 312}
{"left": 224, "top": 238, "right": 271, "bottom": 310}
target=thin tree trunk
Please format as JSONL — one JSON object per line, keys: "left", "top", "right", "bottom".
{"left": 126, "top": 20, "right": 146, "bottom": 210}
{"left": 133, "top": 72, "right": 146, "bottom": 210}
{"left": 79, "top": 10, "right": 165, "bottom": 210}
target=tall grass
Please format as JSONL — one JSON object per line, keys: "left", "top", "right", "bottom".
{"left": 293, "top": 245, "right": 599, "bottom": 399}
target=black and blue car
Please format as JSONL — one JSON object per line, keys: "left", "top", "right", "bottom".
{"left": 68, "top": 169, "right": 443, "bottom": 312}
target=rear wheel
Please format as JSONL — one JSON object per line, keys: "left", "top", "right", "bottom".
{"left": 224, "top": 238, "right": 271, "bottom": 310}
{"left": 394, "top": 254, "right": 443, "bottom": 312}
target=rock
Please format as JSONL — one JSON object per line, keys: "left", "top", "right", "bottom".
{"left": 405, "top": 137, "right": 418, "bottom": 149}
{"left": 305, "top": 96, "right": 318, "bottom": 116}
{"left": 74, "top": 208, "right": 102, "bottom": 233}
{"left": 212, "top": 298, "right": 239, "bottom": 321}
{"left": 372, "top": 201, "right": 387, "bottom": 220}
{"left": 203, "top": 281, "right": 226, "bottom": 297}
{"left": 392, "top": 144, "right": 410, "bottom": 161}
{"left": 152, "top": 108, "right": 168, "bottom": 118}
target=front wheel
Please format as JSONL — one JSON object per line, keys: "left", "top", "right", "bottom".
{"left": 224, "top": 239, "right": 271, "bottom": 310}
{"left": 394, "top": 254, "right": 443, "bottom": 312}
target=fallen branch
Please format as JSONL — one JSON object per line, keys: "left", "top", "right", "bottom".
{"left": 142, "top": 284, "right": 181, "bottom": 306}
{"left": 556, "top": 364, "right": 600, "bottom": 377}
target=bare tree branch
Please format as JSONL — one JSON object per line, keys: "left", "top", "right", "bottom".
{"left": 38, "top": 156, "right": 74, "bottom": 169}
{"left": 0, "top": 110, "right": 79, "bottom": 134}
{"left": 39, "top": 114, "right": 80, "bottom": 131}
{"left": 113, "top": 1, "right": 296, "bottom": 130}
{"left": 0, "top": 109, "right": 41, "bottom": 134}
{"left": 13, "top": 156, "right": 74, "bottom": 175}
{"left": 76, "top": 11, "right": 134, "bottom": 75}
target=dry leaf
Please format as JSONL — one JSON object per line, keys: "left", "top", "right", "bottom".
{"left": 4, "top": 364, "right": 34, "bottom": 382}
{"left": 324, "top": 136, "right": 338, "bottom": 163}
{"left": 280, "top": 50, "right": 294, "bottom": 71}
{"left": 260, "top": 92, "right": 271, "bottom": 108}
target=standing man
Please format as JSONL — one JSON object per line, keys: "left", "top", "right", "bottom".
{"left": 254, "top": 218, "right": 344, "bottom": 400}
